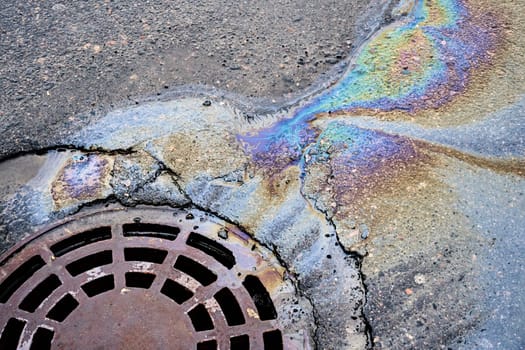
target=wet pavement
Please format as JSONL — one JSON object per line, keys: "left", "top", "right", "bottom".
{"left": 1, "top": 0, "right": 524, "bottom": 349}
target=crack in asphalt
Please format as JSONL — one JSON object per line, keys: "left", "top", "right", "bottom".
{"left": 0, "top": 144, "right": 372, "bottom": 349}
{"left": 0, "top": 144, "right": 137, "bottom": 163}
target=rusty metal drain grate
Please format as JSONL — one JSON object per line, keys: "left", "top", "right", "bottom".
{"left": 0, "top": 206, "right": 298, "bottom": 349}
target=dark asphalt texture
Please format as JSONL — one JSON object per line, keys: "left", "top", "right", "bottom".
{"left": 0, "top": 0, "right": 387, "bottom": 159}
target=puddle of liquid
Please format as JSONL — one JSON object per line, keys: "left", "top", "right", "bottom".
{"left": 0, "top": 155, "right": 46, "bottom": 200}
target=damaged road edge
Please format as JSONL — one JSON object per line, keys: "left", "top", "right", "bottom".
{"left": 0, "top": 146, "right": 371, "bottom": 349}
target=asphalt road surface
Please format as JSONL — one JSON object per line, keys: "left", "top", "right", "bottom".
{"left": 0, "top": 0, "right": 388, "bottom": 159}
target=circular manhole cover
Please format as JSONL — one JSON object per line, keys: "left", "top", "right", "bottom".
{"left": 0, "top": 206, "right": 309, "bottom": 349}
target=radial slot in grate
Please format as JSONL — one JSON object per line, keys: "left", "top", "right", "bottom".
{"left": 0, "top": 206, "right": 294, "bottom": 349}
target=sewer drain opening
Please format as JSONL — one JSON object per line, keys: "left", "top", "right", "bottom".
{"left": 0, "top": 207, "right": 290, "bottom": 350}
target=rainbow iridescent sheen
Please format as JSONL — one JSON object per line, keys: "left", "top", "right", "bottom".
{"left": 301, "top": 122, "right": 419, "bottom": 194}
{"left": 302, "top": 122, "right": 416, "bottom": 174}
{"left": 240, "top": 0, "right": 499, "bottom": 161}
{"left": 52, "top": 154, "right": 111, "bottom": 202}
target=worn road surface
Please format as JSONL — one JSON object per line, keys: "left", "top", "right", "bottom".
{"left": 1, "top": 0, "right": 524, "bottom": 349}
{"left": 0, "top": 0, "right": 387, "bottom": 158}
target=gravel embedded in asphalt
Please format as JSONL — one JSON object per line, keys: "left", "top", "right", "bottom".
{"left": 0, "top": 0, "right": 388, "bottom": 158}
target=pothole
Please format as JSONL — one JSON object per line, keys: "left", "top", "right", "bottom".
{"left": 0, "top": 205, "right": 312, "bottom": 349}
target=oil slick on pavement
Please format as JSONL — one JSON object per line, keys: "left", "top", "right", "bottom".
{"left": 1, "top": 0, "right": 524, "bottom": 348}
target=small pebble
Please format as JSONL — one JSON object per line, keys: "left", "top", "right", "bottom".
{"left": 414, "top": 274, "right": 426, "bottom": 285}
{"left": 202, "top": 100, "right": 212, "bottom": 107}
{"left": 359, "top": 223, "right": 369, "bottom": 239}
{"left": 218, "top": 228, "right": 228, "bottom": 239}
